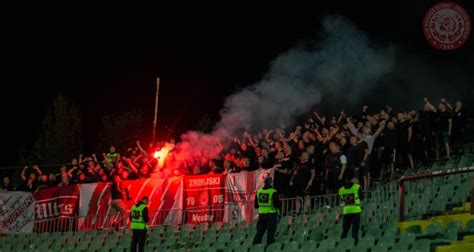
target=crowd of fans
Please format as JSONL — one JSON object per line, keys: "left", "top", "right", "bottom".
{"left": 0, "top": 98, "right": 468, "bottom": 200}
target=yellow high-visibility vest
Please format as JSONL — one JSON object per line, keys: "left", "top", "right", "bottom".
{"left": 339, "top": 184, "right": 362, "bottom": 215}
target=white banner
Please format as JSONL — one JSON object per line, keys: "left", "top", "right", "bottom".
{"left": 0, "top": 192, "right": 35, "bottom": 234}
{"left": 224, "top": 168, "right": 273, "bottom": 223}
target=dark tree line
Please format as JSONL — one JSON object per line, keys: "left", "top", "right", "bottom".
{"left": 24, "top": 94, "right": 144, "bottom": 164}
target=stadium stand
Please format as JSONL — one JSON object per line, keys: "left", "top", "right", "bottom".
{"left": 1, "top": 144, "right": 473, "bottom": 252}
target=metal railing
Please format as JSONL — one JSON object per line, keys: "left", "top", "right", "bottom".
{"left": 398, "top": 166, "right": 474, "bottom": 221}
{"left": 27, "top": 181, "right": 407, "bottom": 234}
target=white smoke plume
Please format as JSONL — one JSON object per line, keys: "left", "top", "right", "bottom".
{"left": 165, "top": 15, "right": 395, "bottom": 170}
{"left": 216, "top": 15, "right": 394, "bottom": 136}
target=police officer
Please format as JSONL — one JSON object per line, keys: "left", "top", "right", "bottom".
{"left": 337, "top": 178, "right": 363, "bottom": 244}
{"left": 130, "top": 196, "right": 149, "bottom": 252}
{"left": 253, "top": 176, "right": 280, "bottom": 246}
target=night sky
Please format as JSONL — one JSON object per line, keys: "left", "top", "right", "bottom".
{"left": 2, "top": 2, "right": 473, "bottom": 166}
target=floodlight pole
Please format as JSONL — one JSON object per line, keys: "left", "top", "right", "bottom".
{"left": 152, "top": 77, "right": 160, "bottom": 144}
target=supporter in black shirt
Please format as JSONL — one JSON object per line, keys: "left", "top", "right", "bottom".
{"left": 357, "top": 140, "right": 369, "bottom": 190}
{"left": 273, "top": 151, "right": 294, "bottom": 198}
{"left": 420, "top": 103, "right": 437, "bottom": 162}
{"left": 345, "top": 136, "right": 361, "bottom": 182}
{"left": 306, "top": 145, "right": 321, "bottom": 195}
{"left": 48, "top": 173, "right": 57, "bottom": 186}
{"left": 259, "top": 149, "right": 275, "bottom": 169}
{"left": 452, "top": 100, "right": 467, "bottom": 155}
{"left": 397, "top": 113, "right": 414, "bottom": 170}
{"left": 1, "top": 177, "right": 14, "bottom": 191}
{"left": 37, "top": 174, "right": 52, "bottom": 189}
{"left": 73, "top": 171, "right": 90, "bottom": 184}
{"left": 110, "top": 175, "right": 127, "bottom": 229}
{"left": 425, "top": 98, "right": 452, "bottom": 160}
{"left": 381, "top": 121, "right": 398, "bottom": 180}
{"left": 290, "top": 152, "right": 315, "bottom": 213}
{"left": 324, "top": 142, "right": 347, "bottom": 193}
{"left": 20, "top": 165, "right": 41, "bottom": 192}
{"left": 409, "top": 112, "right": 424, "bottom": 164}
{"left": 436, "top": 103, "right": 452, "bottom": 160}
{"left": 291, "top": 152, "right": 315, "bottom": 198}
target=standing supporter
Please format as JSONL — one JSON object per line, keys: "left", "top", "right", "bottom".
{"left": 48, "top": 173, "right": 57, "bottom": 186}
{"left": 1, "top": 176, "right": 14, "bottom": 191}
{"left": 58, "top": 172, "right": 70, "bottom": 186}
{"left": 425, "top": 98, "right": 452, "bottom": 160}
{"left": 20, "top": 165, "right": 41, "bottom": 192}
{"left": 273, "top": 150, "right": 294, "bottom": 198}
{"left": 325, "top": 142, "right": 347, "bottom": 193}
{"left": 357, "top": 138, "right": 369, "bottom": 190}
{"left": 380, "top": 121, "right": 398, "bottom": 180}
{"left": 290, "top": 152, "right": 315, "bottom": 213}
{"left": 37, "top": 174, "right": 51, "bottom": 189}
{"left": 111, "top": 175, "right": 128, "bottom": 230}
{"left": 345, "top": 136, "right": 361, "bottom": 183}
{"left": 307, "top": 144, "right": 321, "bottom": 196}
{"left": 451, "top": 99, "right": 468, "bottom": 155}
{"left": 409, "top": 112, "right": 424, "bottom": 166}
{"left": 420, "top": 101, "right": 437, "bottom": 163}
{"left": 347, "top": 117, "right": 386, "bottom": 188}
{"left": 397, "top": 113, "right": 414, "bottom": 170}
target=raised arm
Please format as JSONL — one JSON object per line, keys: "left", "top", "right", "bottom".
{"left": 244, "top": 131, "right": 257, "bottom": 147}
{"left": 373, "top": 120, "right": 386, "bottom": 139}
{"left": 21, "top": 166, "right": 28, "bottom": 181}
{"left": 337, "top": 110, "right": 345, "bottom": 124}
{"left": 347, "top": 118, "right": 362, "bottom": 138}
{"left": 276, "top": 128, "right": 285, "bottom": 140}
{"left": 441, "top": 98, "right": 453, "bottom": 110}
{"left": 313, "top": 112, "right": 326, "bottom": 125}
{"left": 68, "top": 166, "right": 78, "bottom": 178}
{"left": 264, "top": 129, "right": 273, "bottom": 141}
{"left": 424, "top": 98, "right": 437, "bottom": 112}
{"left": 136, "top": 140, "right": 148, "bottom": 155}
{"left": 361, "top": 105, "right": 368, "bottom": 120}
{"left": 91, "top": 153, "right": 98, "bottom": 163}
{"left": 313, "top": 128, "right": 324, "bottom": 142}
{"left": 408, "top": 125, "right": 413, "bottom": 142}
{"left": 32, "top": 165, "right": 42, "bottom": 175}
{"left": 102, "top": 153, "right": 112, "bottom": 166}
{"left": 133, "top": 153, "right": 143, "bottom": 164}
{"left": 124, "top": 158, "right": 138, "bottom": 174}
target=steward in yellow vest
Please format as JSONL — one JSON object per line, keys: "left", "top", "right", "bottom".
{"left": 130, "top": 196, "right": 149, "bottom": 252}
{"left": 338, "top": 178, "right": 363, "bottom": 244}
{"left": 253, "top": 176, "right": 280, "bottom": 246}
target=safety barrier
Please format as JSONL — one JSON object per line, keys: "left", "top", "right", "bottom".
{"left": 32, "top": 191, "right": 386, "bottom": 232}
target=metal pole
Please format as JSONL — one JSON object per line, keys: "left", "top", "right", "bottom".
{"left": 152, "top": 77, "right": 160, "bottom": 144}
{"left": 398, "top": 180, "right": 405, "bottom": 222}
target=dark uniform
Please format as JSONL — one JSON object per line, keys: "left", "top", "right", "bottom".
{"left": 339, "top": 181, "right": 363, "bottom": 244}
{"left": 253, "top": 177, "right": 280, "bottom": 246}
{"left": 327, "top": 152, "right": 344, "bottom": 191}
{"left": 130, "top": 197, "right": 149, "bottom": 252}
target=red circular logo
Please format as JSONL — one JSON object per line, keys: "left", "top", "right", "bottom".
{"left": 423, "top": 2, "right": 471, "bottom": 50}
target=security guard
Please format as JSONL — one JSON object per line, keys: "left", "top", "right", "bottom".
{"left": 338, "top": 178, "right": 363, "bottom": 244}
{"left": 253, "top": 176, "right": 280, "bottom": 246}
{"left": 130, "top": 196, "right": 149, "bottom": 252}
